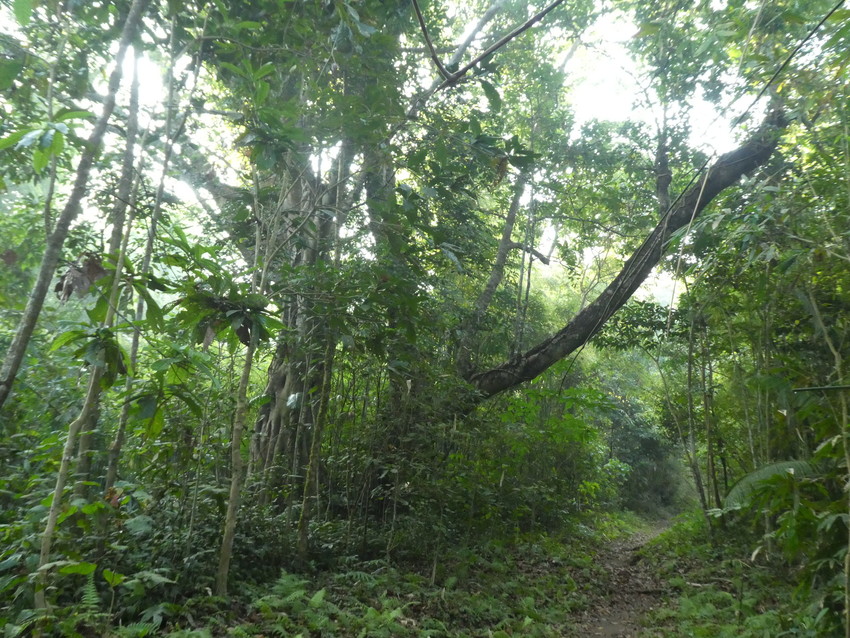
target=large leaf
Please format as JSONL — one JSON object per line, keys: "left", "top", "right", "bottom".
{"left": 479, "top": 80, "right": 502, "bottom": 113}
{"left": 13, "top": 0, "right": 33, "bottom": 25}
{"left": 724, "top": 460, "right": 817, "bottom": 511}
{"left": 58, "top": 561, "right": 97, "bottom": 576}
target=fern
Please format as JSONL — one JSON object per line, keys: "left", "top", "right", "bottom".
{"left": 724, "top": 460, "right": 817, "bottom": 510}
{"left": 82, "top": 572, "right": 102, "bottom": 611}
{"left": 114, "top": 621, "right": 158, "bottom": 637}
{"left": 5, "top": 609, "right": 50, "bottom": 638}
{"left": 271, "top": 570, "right": 309, "bottom": 597}
{"left": 333, "top": 570, "right": 379, "bottom": 586}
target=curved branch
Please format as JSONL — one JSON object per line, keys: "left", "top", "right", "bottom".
{"left": 410, "top": 0, "right": 452, "bottom": 80}
{"left": 507, "top": 241, "right": 550, "bottom": 265}
{"left": 470, "top": 109, "right": 787, "bottom": 399}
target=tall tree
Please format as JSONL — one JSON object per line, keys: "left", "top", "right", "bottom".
{"left": 0, "top": 0, "right": 150, "bottom": 408}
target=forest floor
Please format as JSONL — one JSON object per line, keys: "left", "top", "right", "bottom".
{"left": 211, "top": 513, "right": 678, "bottom": 637}
{"left": 568, "top": 520, "right": 670, "bottom": 637}
{"left": 119, "top": 511, "right": 814, "bottom": 636}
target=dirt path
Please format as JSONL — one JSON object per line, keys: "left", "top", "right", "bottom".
{"left": 569, "top": 523, "right": 670, "bottom": 637}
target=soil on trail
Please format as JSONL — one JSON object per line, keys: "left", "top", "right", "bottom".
{"left": 570, "top": 523, "right": 670, "bottom": 637}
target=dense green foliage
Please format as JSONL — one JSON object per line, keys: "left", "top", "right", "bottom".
{"left": 1, "top": 0, "right": 850, "bottom": 634}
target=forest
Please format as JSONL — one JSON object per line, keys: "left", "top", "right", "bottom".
{"left": 1, "top": 0, "right": 849, "bottom": 635}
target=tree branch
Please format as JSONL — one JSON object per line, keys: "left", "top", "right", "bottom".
{"left": 410, "top": 0, "right": 452, "bottom": 80}
{"left": 438, "top": 0, "right": 566, "bottom": 89}
{"left": 507, "top": 241, "right": 550, "bottom": 265}
{"left": 446, "top": 0, "right": 505, "bottom": 69}
{"left": 469, "top": 109, "right": 787, "bottom": 399}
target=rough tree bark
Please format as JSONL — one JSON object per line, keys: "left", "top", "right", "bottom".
{"left": 470, "top": 109, "right": 787, "bottom": 399}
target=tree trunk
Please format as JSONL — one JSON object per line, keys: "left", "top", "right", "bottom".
{"left": 75, "top": 58, "right": 141, "bottom": 497}
{"left": 104, "top": 19, "right": 203, "bottom": 489}
{"left": 296, "top": 341, "right": 335, "bottom": 565}
{"left": 215, "top": 343, "right": 256, "bottom": 596}
{"left": 0, "top": 0, "right": 149, "bottom": 410}
{"left": 457, "top": 172, "right": 528, "bottom": 377}
{"left": 686, "top": 324, "right": 711, "bottom": 528}
{"left": 35, "top": 370, "right": 103, "bottom": 609}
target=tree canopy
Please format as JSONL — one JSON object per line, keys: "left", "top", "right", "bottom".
{"left": 2, "top": 0, "right": 850, "bottom": 634}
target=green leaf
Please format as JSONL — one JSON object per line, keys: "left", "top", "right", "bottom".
{"left": 131, "top": 394, "right": 159, "bottom": 422}
{"left": 39, "top": 128, "right": 54, "bottom": 149}
{"left": 59, "top": 561, "right": 97, "bottom": 576}
{"left": 51, "top": 329, "right": 87, "bottom": 351}
{"left": 57, "top": 505, "right": 78, "bottom": 525}
{"left": 724, "top": 460, "right": 816, "bottom": 510}
{"left": 309, "top": 588, "right": 326, "bottom": 607}
{"left": 439, "top": 244, "right": 464, "bottom": 273}
{"left": 344, "top": 3, "right": 361, "bottom": 21}
{"left": 82, "top": 501, "right": 105, "bottom": 515}
{"left": 86, "top": 295, "right": 110, "bottom": 324}
{"left": 129, "top": 570, "right": 175, "bottom": 585}
{"left": 220, "top": 61, "right": 247, "bottom": 79}
{"left": 38, "top": 560, "right": 73, "bottom": 572}
{"left": 0, "top": 129, "right": 31, "bottom": 151}
{"left": 146, "top": 408, "right": 165, "bottom": 438}
{"left": 253, "top": 62, "right": 275, "bottom": 80}
{"left": 16, "top": 128, "right": 42, "bottom": 149}
{"left": 255, "top": 80, "right": 270, "bottom": 106}
{"left": 32, "top": 147, "right": 49, "bottom": 172}
{"left": 13, "top": 0, "right": 33, "bottom": 26}
{"left": 345, "top": 3, "right": 377, "bottom": 36}
{"left": 0, "top": 554, "right": 22, "bottom": 573}
{"left": 50, "top": 130, "right": 65, "bottom": 155}
{"left": 0, "top": 59, "right": 25, "bottom": 91}
{"left": 134, "top": 285, "right": 164, "bottom": 330}
{"left": 54, "top": 109, "right": 95, "bottom": 122}
{"left": 479, "top": 80, "right": 502, "bottom": 113}
{"left": 244, "top": 293, "right": 269, "bottom": 309}
{"left": 173, "top": 388, "right": 203, "bottom": 418}
{"left": 103, "top": 568, "right": 126, "bottom": 587}
{"left": 124, "top": 515, "right": 154, "bottom": 536}
{"left": 164, "top": 361, "right": 190, "bottom": 385}
{"left": 634, "top": 22, "right": 661, "bottom": 38}
{"left": 354, "top": 21, "right": 376, "bottom": 36}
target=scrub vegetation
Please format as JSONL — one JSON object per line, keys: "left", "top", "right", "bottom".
{"left": 1, "top": 0, "right": 849, "bottom": 635}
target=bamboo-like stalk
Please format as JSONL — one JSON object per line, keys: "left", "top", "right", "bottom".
{"left": 34, "top": 371, "right": 101, "bottom": 608}
{"left": 105, "top": 16, "right": 207, "bottom": 490}
{"left": 806, "top": 290, "right": 850, "bottom": 638}
{"left": 296, "top": 340, "right": 335, "bottom": 566}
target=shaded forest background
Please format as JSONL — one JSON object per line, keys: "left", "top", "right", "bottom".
{"left": 1, "top": 0, "right": 850, "bottom": 635}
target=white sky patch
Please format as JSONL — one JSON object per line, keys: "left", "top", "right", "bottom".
{"left": 567, "top": 12, "right": 642, "bottom": 130}
{"left": 118, "top": 49, "right": 169, "bottom": 130}
{"left": 0, "top": 6, "right": 25, "bottom": 40}
{"left": 635, "top": 269, "right": 680, "bottom": 306}
{"left": 310, "top": 142, "right": 342, "bottom": 183}
{"left": 123, "top": 49, "right": 162, "bottom": 103}
{"left": 565, "top": 10, "right": 743, "bottom": 154}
